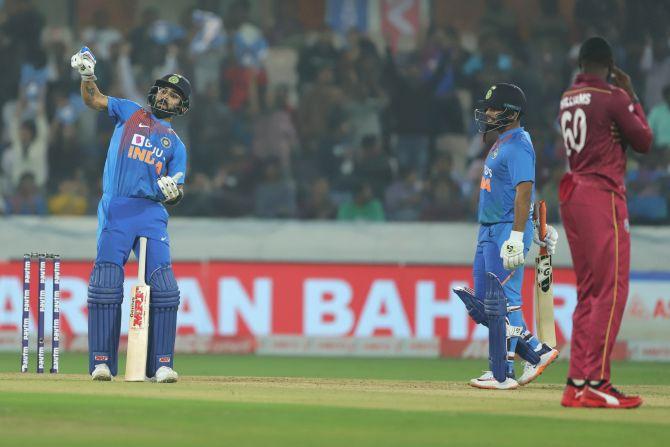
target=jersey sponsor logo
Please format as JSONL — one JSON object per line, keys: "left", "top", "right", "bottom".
{"left": 560, "top": 92, "right": 591, "bottom": 109}
{"left": 139, "top": 123, "right": 150, "bottom": 128}
{"left": 132, "top": 134, "right": 146, "bottom": 147}
{"left": 127, "top": 133, "right": 165, "bottom": 175}
{"left": 480, "top": 165, "right": 493, "bottom": 192}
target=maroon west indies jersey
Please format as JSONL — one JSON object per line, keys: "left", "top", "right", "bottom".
{"left": 558, "top": 73, "right": 653, "bottom": 197}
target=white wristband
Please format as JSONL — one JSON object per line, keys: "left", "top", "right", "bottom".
{"left": 509, "top": 230, "right": 524, "bottom": 242}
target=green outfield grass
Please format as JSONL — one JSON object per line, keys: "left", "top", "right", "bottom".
{"left": 1, "top": 353, "right": 669, "bottom": 447}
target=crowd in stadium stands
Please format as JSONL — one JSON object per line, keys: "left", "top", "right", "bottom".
{"left": 1, "top": 0, "right": 670, "bottom": 223}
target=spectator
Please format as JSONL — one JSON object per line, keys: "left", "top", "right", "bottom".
{"left": 252, "top": 84, "right": 299, "bottom": 174}
{"left": 129, "top": 7, "right": 162, "bottom": 72}
{"left": 297, "top": 64, "right": 344, "bottom": 152}
{"left": 337, "top": 181, "right": 385, "bottom": 221}
{"left": 189, "top": 81, "right": 232, "bottom": 175}
{"left": 355, "top": 135, "right": 394, "bottom": 199}
{"left": 210, "top": 144, "right": 257, "bottom": 217}
{"left": 48, "top": 178, "right": 88, "bottom": 215}
{"left": 301, "top": 177, "right": 336, "bottom": 220}
{"left": 648, "top": 84, "right": 670, "bottom": 164}
{"left": 4, "top": 172, "right": 46, "bottom": 215}
{"left": 297, "top": 30, "right": 340, "bottom": 88}
{"left": 421, "top": 177, "right": 467, "bottom": 221}
{"left": 81, "top": 9, "right": 122, "bottom": 61}
{"left": 640, "top": 37, "right": 670, "bottom": 109}
{"left": 384, "top": 168, "right": 424, "bottom": 221}
{"left": 2, "top": 100, "right": 48, "bottom": 190}
{"left": 382, "top": 38, "right": 447, "bottom": 177}
{"left": 254, "top": 158, "right": 297, "bottom": 218}
{"left": 170, "top": 172, "right": 216, "bottom": 217}
{"left": 627, "top": 157, "right": 669, "bottom": 223}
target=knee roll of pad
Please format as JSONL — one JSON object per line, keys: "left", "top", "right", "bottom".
{"left": 88, "top": 262, "right": 124, "bottom": 376}
{"left": 146, "top": 265, "right": 180, "bottom": 377}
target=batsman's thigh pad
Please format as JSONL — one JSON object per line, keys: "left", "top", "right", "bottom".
{"left": 146, "top": 265, "right": 180, "bottom": 377}
{"left": 88, "top": 262, "right": 124, "bottom": 375}
{"left": 485, "top": 272, "right": 508, "bottom": 382}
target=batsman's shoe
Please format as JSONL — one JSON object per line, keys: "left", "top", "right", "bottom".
{"left": 561, "top": 380, "right": 585, "bottom": 407}
{"left": 580, "top": 381, "right": 643, "bottom": 409}
{"left": 91, "top": 363, "right": 112, "bottom": 381}
{"left": 153, "top": 366, "right": 179, "bottom": 383}
{"left": 517, "top": 344, "right": 559, "bottom": 385}
{"left": 470, "top": 371, "right": 519, "bottom": 390}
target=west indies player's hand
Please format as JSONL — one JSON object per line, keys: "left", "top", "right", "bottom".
{"left": 500, "top": 231, "right": 525, "bottom": 270}
{"left": 157, "top": 172, "right": 184, "bottom": 202}
{"left": 611, "top": 66, "right": 638, "bottom": 102}
{"left": 70, "top": 46, "right": 97, "bottom": 81}
{"left": 533, "top": 224, "right": 558, "bottom": 256}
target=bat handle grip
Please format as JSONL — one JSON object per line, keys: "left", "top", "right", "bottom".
{"left": 538, "top": 201, "right": 548, "bottom": 256}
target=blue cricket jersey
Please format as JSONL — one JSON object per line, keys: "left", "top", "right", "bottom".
{"left": 102, "top": 96, "right": 187, "bottom": 201}
{"left": 478, "top": 127, "right": 535, "bottom": 224}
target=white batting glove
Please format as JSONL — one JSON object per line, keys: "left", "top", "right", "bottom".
{"left": 533, "top": 224, "right": 558, "bottom": 256}
{"left": 70, "top": 46, "right": 97, "bottom": 81}
{"left": 157, "top": 172, "right": 184, "bottom": 202}
{"left": 500, "top": 230, "right": 525, "bottom": 270}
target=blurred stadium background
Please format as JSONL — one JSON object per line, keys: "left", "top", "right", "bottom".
{"left": 0, "top": 0, "right": 669, "bottom": 364}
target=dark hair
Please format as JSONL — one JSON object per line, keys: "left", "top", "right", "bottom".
{"left": 352, "top": 180, "right": 371, "bottom": 195}
{"left": 361, "top": 134, "right": 377, "bottom": 149}
{"left": 20, "top": 120, "right": 36, "bottom": 139}
{"left": 579, "top": 37, "right": 613, "bottom": 68}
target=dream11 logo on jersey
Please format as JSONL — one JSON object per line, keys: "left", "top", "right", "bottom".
{"left": 127, "top": 134, "right": 165, "bottom": 175}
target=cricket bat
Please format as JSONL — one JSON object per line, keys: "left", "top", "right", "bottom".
{"left": 125, "top": 237, "right": 150, "bottom": 381}
{"left": 534, "top": 201, "right": 557, "bottom": 347}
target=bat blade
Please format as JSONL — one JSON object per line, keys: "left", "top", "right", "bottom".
{"left": 534, "top": 253, "right": 556, "bottom": 347}
{"left": 125, "top": 284, "right": 150, "bottom": 381}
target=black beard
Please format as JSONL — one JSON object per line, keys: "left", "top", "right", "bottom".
{"left": 151, "top": 107, "right": 172, "bottom": 119}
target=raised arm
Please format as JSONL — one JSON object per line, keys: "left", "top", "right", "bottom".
{"left": 81, "top": 80, "right": 108, "bottom": 111}
{"left": 610, "top": 66, "right": 652, "bottom": 154}
{"left": 71, "top": 47, "right": 108, "bottom": 111}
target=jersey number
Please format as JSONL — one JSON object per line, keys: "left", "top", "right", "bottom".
{"left": 560, "top": 108, "right": 587, "bottom": 156}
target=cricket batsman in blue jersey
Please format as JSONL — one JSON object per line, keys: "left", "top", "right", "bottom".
{"left": 71, "top": 47, "right": 189, "bottom": 382}
{"left": 454, "top": 83, "right": 560, "bottom": 389}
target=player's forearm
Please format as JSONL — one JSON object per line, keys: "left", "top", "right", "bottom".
{"left": 81, "top": 80, "right": 108, "bottom": 111}
{"left": 513, "top": 182, "right": 532, "bottom": 232}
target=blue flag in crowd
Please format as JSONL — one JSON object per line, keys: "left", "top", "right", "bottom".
{"left": 326, "top": 0, "right": 368, "bottom": 34}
